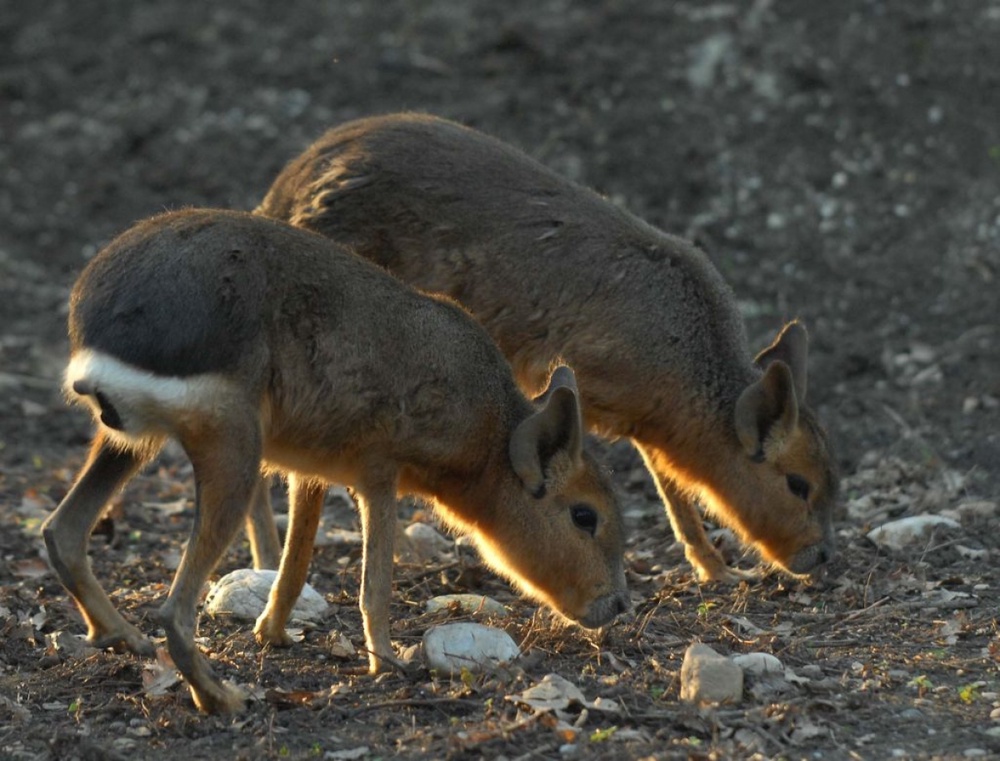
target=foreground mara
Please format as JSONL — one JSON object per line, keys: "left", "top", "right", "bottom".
{"left": 256, "top": 112, "right": 839, "bottom": 582}
{"left": 41, "top": 209, "right": 628, "bottom": 713}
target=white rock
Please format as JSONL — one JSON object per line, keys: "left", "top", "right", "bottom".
{"left": 399, "top": 522, "right": 452, "bottom": 562}
{"left": 425, "top": 594, "right": 508, "bottom": 618}
{"left": 956, "top": 545, "right": 990, "bottom": 560}
{"left": 315, "top": 527, "right": 362, "bottom": 548}
{"left": 325, "top": 748, "right": 370, "bottom": 760}
{"left": 908, "top": 342, "right": 935, "bottom": 363}
{"left": 680, "top": 643, "right": 743, "bottom": 704}
{"left": 866, "top": 515, "right": 961, "bottom": 551}
{"left": 706, "top": 527, "right": 740, "bottom": 554}
{"left": 204, "top": 569, "right": 328, "bottom": 622}
{"left": 846, "top": 494, "right": 875, "bottom": 520}
{"left": 423, "top": 623, "right": 519, "bottom": 675}
{"left": 732, "top": 652, "right": 784, "bottom": 676}
{"left": 686, "top": 33, "right": 733, "bottom": 91}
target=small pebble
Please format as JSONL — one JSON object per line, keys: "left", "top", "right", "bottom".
{"left": 732, "top": 652, "right": 784, "bottom": 676}
{"left": 425, "top": 594, "right": 508, "bottom": 618}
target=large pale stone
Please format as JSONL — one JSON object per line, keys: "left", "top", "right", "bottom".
{"left": 398, "top": 522, "right": 453, "bottom": 562}
{"left": 680, "top": 643, "right": 743, "bottom": 704}
{"left": 423, "top": 623, "right": 519, "bottom": 674}
{"left": 204, "top": 569, "right": 328, "bottom": 622}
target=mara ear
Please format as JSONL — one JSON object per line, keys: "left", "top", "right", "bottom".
{"left": 734, "top": 360, "right": 799, "bottom": 461}
{"left": 755, "top": 320, "right": 809, "bottom": 403}
{"left": 531, "top": 364, "right": 579, "bottom": 405}
{"left": 509, "top": 366, "right": 584, "bottom": 498}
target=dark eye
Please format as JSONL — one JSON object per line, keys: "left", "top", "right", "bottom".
{"left": 786, "top": 474, "right": 811, "bottom": 501}
{"left": 570, "top": 505, "right": 598, "bottom": 536}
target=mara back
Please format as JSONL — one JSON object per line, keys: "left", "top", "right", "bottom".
{"left": 257, "top": 113, "right": 839, "bottom": 578}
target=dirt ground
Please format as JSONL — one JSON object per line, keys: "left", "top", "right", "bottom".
{"left": 2, "top": 1, "right": 999, "bottom": 759}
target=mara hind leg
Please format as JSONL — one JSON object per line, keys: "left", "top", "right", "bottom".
{"left": 157, "top": 416, "right": 262, "bottom": 714}
{"left": 637, "top": 444, "right": 754, "bottom": 584}
{"left": 245, "top": 474, "right": 282, "bottom": 570}
{"left": 42, "top": 431, "right": 159, "bottom": 656}
{"left": 254, "top": 474, "right": 326, "bottom": 646}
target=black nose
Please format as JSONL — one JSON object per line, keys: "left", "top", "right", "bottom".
{"left": 614, "top": 595, "right": 630, "bottom": 616}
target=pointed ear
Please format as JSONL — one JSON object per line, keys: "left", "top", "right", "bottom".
{"left": 531, "top": 364, "right": 579, "bottom": 405}
{"left": 734, "top": 360, "right": 799, "bottom": 460}
{"left": 755, "top": 321, "right": 808, "bottom": 403}
{"left": 546, "top": 365, "right": 579, "bottom": 394}
{"left": 509, "top": 367, "right": 584, "bottom": 497}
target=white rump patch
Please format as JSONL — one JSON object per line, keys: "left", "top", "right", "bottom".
{"left": 65, "top": 348, "right": 240, "bottom": 438}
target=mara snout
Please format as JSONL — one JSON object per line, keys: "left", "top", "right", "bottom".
{"left": 256, "top": 111, "right": 839, "bottom": 583}
{"left": 42, "top": 208, "right": 627, "bottom": 714}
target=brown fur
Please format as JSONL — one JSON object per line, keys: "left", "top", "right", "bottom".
{"left": 42, "top": 209, "right": 628, "bottom": 713}
{"left": 255, "top": 112, "right": 839, "bottom": 581}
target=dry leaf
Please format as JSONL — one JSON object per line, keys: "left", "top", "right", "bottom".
{"left": 790, "top": 720, "right": 828, "bottom": 743}
{"left": 327, "top": 631, "right": 356, "bottom": 660}
{"left": 11, "top": 558, "right": 51, "bottom": 579}
{"left": 724, "top": 616, "right": 769, "bottom": 636}
{"left": 936, "top": 617, "right": 963, "bottom": 646}
{"left": 142, "top": 649, "right": 182, "bottom": 696}
{"left": 46, "top": 631, "right": 96, "bottom": 659}
{"left": 265, "top": 688, "right": 327, "bottom": 707}
{"left": 506, "top": 673, "right": 622, "bottom": 716}
{"left": 508, "top": 673, "right": 585, "bottom": 712}
{"left": 141, "top": 498, "right": 191, "bottom": 515}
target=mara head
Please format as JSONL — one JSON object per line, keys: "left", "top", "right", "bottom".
{"left": 465, "top": 366, "right": 629, "bottom": 628}
{"left": 716, "top": 321, "right": 839, "bottom": 575}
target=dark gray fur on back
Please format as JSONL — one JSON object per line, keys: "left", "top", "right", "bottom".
{"left": 70, "top": 213, "right": 269, "bottom": 377}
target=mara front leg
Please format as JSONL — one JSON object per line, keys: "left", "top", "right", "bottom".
{"left": 254, "top": 474, "right": 326, "bottom": 647}
{"left": 158, "top": 418, "right": 261, "bottom": 714}
{"left": 42, "top": 432, "right": 157, "bottom": 656}
{"left": 637, "top": 444, "right": 754, "bottom": 584}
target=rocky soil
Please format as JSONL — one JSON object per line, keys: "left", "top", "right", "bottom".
{"left": 1, "top": 1, "right": 999, "bottom": 759}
